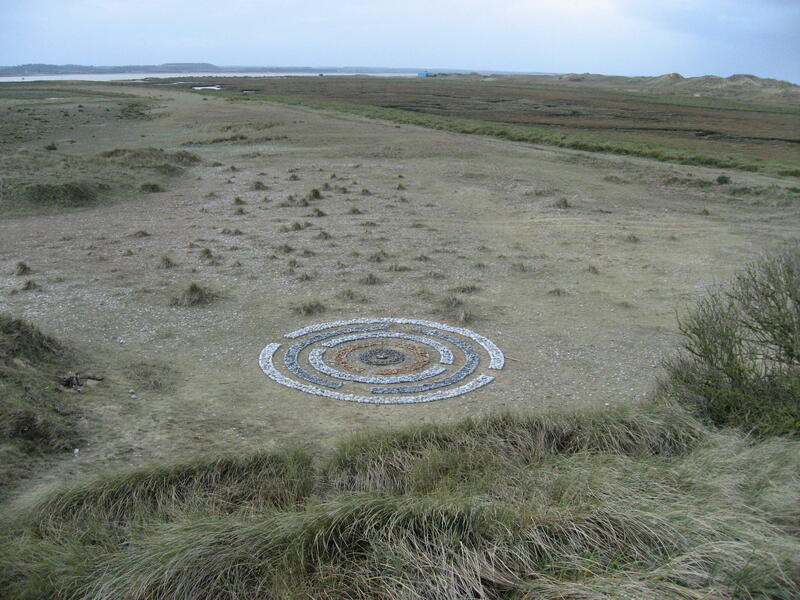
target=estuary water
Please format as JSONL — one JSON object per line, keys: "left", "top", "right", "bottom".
{"left": 0, "top": 71, "right": 419, "bottom": 83}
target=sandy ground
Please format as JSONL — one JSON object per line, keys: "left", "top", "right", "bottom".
{"left": 2, "top": 87, "right": 798, "bottom": 482}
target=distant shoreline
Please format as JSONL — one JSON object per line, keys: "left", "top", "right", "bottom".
{"left": 0, "top": 71, "right": 424, "bottom": 83}
{"left": 0, "top": 62, "right": 555, "bottom": 81}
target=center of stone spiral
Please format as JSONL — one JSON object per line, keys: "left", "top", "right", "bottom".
{"left": 359, "top": 348, "right": 406, "bottom": 366}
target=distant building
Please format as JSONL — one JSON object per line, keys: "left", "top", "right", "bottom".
{"left": 417, "top": 71, "right": 429, "bottom": 78}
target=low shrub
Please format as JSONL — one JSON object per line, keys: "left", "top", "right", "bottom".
{"left": 659, "top": 243, "right": 800, "bottom": 437}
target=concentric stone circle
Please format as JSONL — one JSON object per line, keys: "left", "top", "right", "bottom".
{"left": 258, "top": 317, "right": 505, "bottom": 404}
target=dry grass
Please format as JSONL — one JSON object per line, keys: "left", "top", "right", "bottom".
{"left": 168, "top": 283, "right": 220, "bottom": 307}
{"left": 2, "top": 406, "right": 798, "bottom": 600}
{"left": 12, "top": 261, "right": 31, "bottom": 276}
{"left": 292, "top": 300, "right": 326, "bottom": 316}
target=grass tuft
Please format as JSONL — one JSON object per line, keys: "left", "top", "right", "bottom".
{"left": 123, "top": 362, "right": 175, "bottom": 392}
{"left": 292, "top": 301, "right": 325, "bottom": 316}
{"left": 13, "top": 262, "right": 31, "bottom": 276}
{"left": 139, "top": 182, "right": 163, "bottom": 193}
{"left": 168, "top": 283, "right": 219, "bottom": 307}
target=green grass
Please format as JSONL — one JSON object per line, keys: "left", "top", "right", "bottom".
{"left": 255, "top": 94, "right": 798, "bottom": 177}
{"left": 0, "top": 315, "right": 82, "bottom": 496}
{"left": 1, "top": 405, "right": 798, "bottom": 599}
{"left": 26, "top": 448, "right": 314, "bottom": 532}
{"left": 0, "top": 147, "right": 200, "bottom": 215}
{"left": 0, "top": 84, "right": 135, "bottom": 101}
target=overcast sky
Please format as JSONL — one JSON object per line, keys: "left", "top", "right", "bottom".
{"left": 1, "top": 0, "right": 798, "bottom": 82}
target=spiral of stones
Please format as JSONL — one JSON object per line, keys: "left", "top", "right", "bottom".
{"left": 259, "top": 317, "right": 505, "bottom": 404}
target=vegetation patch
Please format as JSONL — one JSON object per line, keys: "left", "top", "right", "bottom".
{"left": 2, "top": 405, "right": 799, "bottom": 599}
{"left": 658, "top": 243, "right": 800, "bottom": 437}
{"left": 123, "top": 361, "right": 176, "bottom": 392}
{"left": 118, "top": 102, "right": 153, "bottom": 120}
{"left": 13, "top": 181, "right": 98, "bottom": 208}
{"left": 0, "top": 315, "right": 83, "bottom": 496}
{"left": 99, "top": 147, "right": 200, "bottom": 170}
{"left": 139, "top": 182, "right": 163, "bottom": 193}
{"left": 168, "top": 283, "right": 220, "bottom": 307}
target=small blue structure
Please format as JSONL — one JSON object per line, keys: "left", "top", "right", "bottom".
{"left": 417, "top": 71, "right": 429, "bottom": 78}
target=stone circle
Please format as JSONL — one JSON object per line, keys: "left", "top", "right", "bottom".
{"left": 258, "top": 317, "right": 505, "bottom": 404}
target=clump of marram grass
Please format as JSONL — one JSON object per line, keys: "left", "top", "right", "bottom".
{"left": 20, "top": 280, "right": 40, "bottom": 292}
{"left": 553, "top": 197, "right": 570, "bottom": 209}
{"left": 23, "top": 449, "right": 314, "bottom": 533}
{"left": 292, "top": 300, "right": 325, "bottom": 316}
{"left": 324, "top": 406, "right": 707, "bottom": 493}
{"left": 510, "top": 262, "right": 529, "bottom": 273}
{"left": 5, "top": 405, "right": 799, "bottom": 600}
{"left": 367, "top": 250, "right": 389, "bottom": 263}
{"left": 386, "top": 263, "right": 410, "bottom": 272}
{"left": 13, "top": 262, "right": 31, "bottom": 276}
{"left": 338, "top": 288, "right": 368, "bottom": 303}
{"left": 168, "top": 283, "right": 219, "bottom": 307}
{"left": 658, "top": 242, "right": 800, "bottom": 437}
{"left": 123, "top": 361, "right": 176, "bottom": 392}
{"left": 358, "top": 273, "right": 381, "bottom": 285}
{"left": 451, "top": 284, "right": 480, "bottom": 294}
{"left": 0, "top": 314, "right": 62, "bottom": 364}
{"left": 139, "top": 183, "right": 163, "bottom": 193}
{"left": 441, "top": 295, "right": 463, "bottom": 309}
{"left": 0, "top": 315, "right": 81, "bottom": 491}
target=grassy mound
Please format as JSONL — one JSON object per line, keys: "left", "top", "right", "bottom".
{"left": 15, "top": 182, "right": 98, "bottom": 208}
{"left": 2, "top": 406, "right": 799, "bottom": 599}
{"left": 0, "top": 315, "right": 81, "bottom": 495}
{"left": 659, "top": 242, "right": 800, "bottom": 437}
{"left": 99, "top": 147, "right": 200, "bottom": 170}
